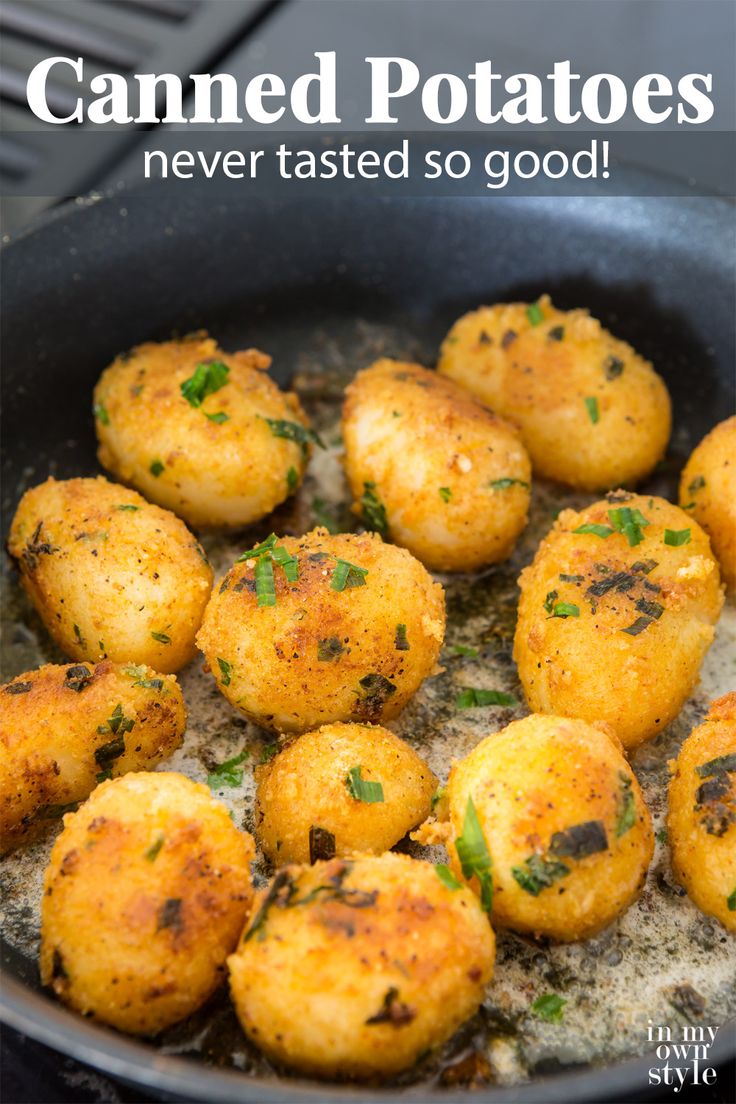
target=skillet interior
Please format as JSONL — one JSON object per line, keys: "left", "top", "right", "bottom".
{"left": 1, "top": 188, "right": 735, "bottom": 1102}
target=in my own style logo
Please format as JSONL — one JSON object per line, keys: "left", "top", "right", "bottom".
{"left": 647, "top": 1021, "right": 721, "bottom": 1092}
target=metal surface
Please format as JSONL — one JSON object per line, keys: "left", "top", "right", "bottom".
{"left": 1, "top": 185, "right": 735, "bottom": 1102}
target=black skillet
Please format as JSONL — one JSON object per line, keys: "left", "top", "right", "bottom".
{"left": 1, "top": 177, "right": 735, "bottom": 1102}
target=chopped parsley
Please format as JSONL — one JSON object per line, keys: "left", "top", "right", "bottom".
{"left": 455, "top": 797, "right": 493, "bottom": 912}
{"left": 728, "top": 888, "right": 736, "bottom": 912}
{"left": 455, "top": 688, "right": 517, "bottom": 709}
{"left": 287, "top": 466, "right": 298, "bottom": 492}
{"left": 532, "top": 993, "right": 567, "bottom": 1023}
{"left": 345, "top": 765, "right": 384, "bottom": 803}
{"left": 116, "top": 503, "right": 140, "bottom": 512}
{"left": 94, "top": 402, "right": 110, "bottom": 425}
{"left": 180, "top": 359, "right": 229, "bottom": 408}
{"left": 98, "top": 703, "right": 135, "bottom": 738}
{"left": 394, "top": 623, "right": 410, "bottom": 651}
{"left": 144, "top": 836, "right": 165, "bottom": 862}
{"left": 205, "top": 411, "right": 229, "bottom": 424}
{"left": 451, "top": 644, "right": 479, "bottom": 658}
{"left": 151, "top": 631, "right": 171, "bottom": 644}
{"left": 688, "top": 475, "right": 706, "bottom": 494}
{"left": 664, "top": 528, "right": 691, "bottom": 547}
{"left": 149, "top": 459, "right": 165, "bottom": 477}
{"left": 574, "top": 522, "right": 616, "bottom": 539}
{"left": 526, "top": 301, "right": 544, "bottom": 325}
{"left": 544, "top": 589, "right": 558, "bottom": 613}
{"left": 237, "top": 534, "right": 299, "bottom": 606}
{"left": 361, "top": 481, "right": 388, "bottom": 534}
{"left": 488, "top": 477, "right": 530, "bottom": 491}
{"left": 435, "top": 864, "right": 463, "bottom": 891}
{"left": 584, "top": 396, "right": 600, "bottom": 424}
{"left": 439, "top": 486, "right": 452, "bottom": 503}
{"left": 512, "top": 854, "right": 570, "bottom": 896}
{"left": 207, "top": 750, "right": 248, "bottom": 790}
{"left": 217, "top": 657, "right": 232, "bottom": 686}
{"left": 260, "top": 743, "right": 278, "bottom": 764}
{"left": 615, "top": 772, "right": 636, "bottom": 837}
{"left": 318, "top": 637, "right": 344, "bottom": 661}
{"left": 608, "top": 506, "right": 650, "bottom": 546}
{"left": 264, "top": 417, "right": 324, "bottom": 456}
{"left": 549, "top": 602, "right": 580, "bottom": 619}
{"left": 331, "top": 559, "right": 368, "bottom": 591}
{"left": 94, "top": 733, "right": 126, "bottom": 767}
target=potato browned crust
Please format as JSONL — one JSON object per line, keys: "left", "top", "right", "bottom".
{"left": 446, "top": 714, "right": 653, "bottom": 941}
{"left": 227, "top": 853, "right": 494, "bottom": 1078}
{"left": 437, "top": 295, "right": 671, "bottom": 490}
{"left": 514, "top": 492, "right": 724, "bottom": 749}
{"left": 255, "top": 722, "right": 437, "bottom": 864}
{"left": 94, "top": 334, "right": 311, "bottom": 528}
{"left": 679, "top": 416, "right": 736, "bottom": 592}
{"left": 668, "top": 692, "right": 736, "bottom": 932}
{"left": 197, "top": 528, "right": 446, "bottom": 733}
{"left": 7, "top": 476, "right": 213, "bottom": 672}
{"left": 40, "top": 772, "right": 255, "bottom": 1035}
{"left": 1, "top": 661, "right": 185, "bottom": 852}
{"left": 342, "top": 359, "right": 531, "bottom": 571}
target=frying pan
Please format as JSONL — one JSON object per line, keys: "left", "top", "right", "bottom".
{"left": 1, "top": 177, "right": 735, "bottom": 1102}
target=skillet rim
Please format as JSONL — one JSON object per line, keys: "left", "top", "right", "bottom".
{"left": 1, "top": 178, "right": 735, "bottom": 1103}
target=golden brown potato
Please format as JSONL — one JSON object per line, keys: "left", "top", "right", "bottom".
{"left": 668, "top": 692, "right": 736, "bottom": 932}
{"left": 1, "top": 661, "right": 185, "bottom": 852}
{"left": 94, "top": 333, "right": 312, "bottom": 529}
{"left": 40, "top": 772, "right": 255, "bottom": 1035}
{"left": 444, "top": 714, "right": 653, "bottom": 941}
{"left": 7, "top": 476, "right": 213, "bottom": 672}
{"left": 679, "top": 416, "right": 736, "bottom": 591}
{"left": 437, "top": 295, "right": 671, "bottom": 490}
{"left": 514, "top": 492, "right": 724, "bottom": 749}
{"left": 227, "top": 853, "right": 494, "bottom": 1078}
{"left": 197, "top": 529, "right": 445, "bottom": 734}
{"left": 341, "top": 359, "right": 531, "bottom": 572}
{"left": 255, "top": 722, "right": 437, "bottom": 864}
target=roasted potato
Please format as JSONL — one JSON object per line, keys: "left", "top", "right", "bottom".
{"left": 197, "top": 529, "right": 445, "bottom": 733}
{"left": 40, "top": 772, "right": 255, "bottom": 1035}
{"left": 7, "top": 476, "right": 213, "bottom": 672}
{"left": 437, "top": 295, "right": 671, "bottom": 490}
{"left": 679, "top": 416, "right": 736, "bottom": 591}
{"left": 227, "top": 853, "right": 494, "bottom": 1078}
{"left": 94, "top": 334, "right": 312, "bottom": 529}
{"left": 514, "top": 492, "right": 724, "bottom": 748}
{"left": 444, "top": 714, "right": 653, "bottom": 941}
{"left": 668, "top": 692, "right": 736, "bottom": 932}
{"left": 1, "top": 661, "right": 185, "bottom": 852}
{"left": 255, "top": 722, "right": 437, "bottom": 864}
{"left": 341, "top": 359, "right": 531, "bottom": 571}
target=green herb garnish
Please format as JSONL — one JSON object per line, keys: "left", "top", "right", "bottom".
{"left": 585, "top": 396, "right": 600, "bottom": 424}
{"left": 255, "top": 554, "right": 275, "bottom": 607}
{"left": 151, "top": 631, "right": 170, "bottom": 645}
{"left": 512, "top": 854, "right": 570, "bottom": 896}
{"left": 544, "top": 589, "right": 558, "bottom": 613}
{"left": 549, "top": 602, "right": 580, "bottom": 619}
{"left": 532, "top": 993, "right": 567, "bottom": 1023}
{"left": 94, "top": 402, "right": 110, "bottom": 425}
{"left": 144, "top": 836, "right": 165, "bottom": 862}
{"left": 287, "top": 466, "right": 298, "bottom": 492}
{"left": 180, "top": 359, "right": 229, "bottom": 408}
{"left": 664, "top": 528, "right": 691, "bottom": 546}
{"left": 488, "top": 477, "right": 530, "bottom": 491}
{"left": 331, "top": 559, "right": 368, "bottom": 591}
{"left": 264, "top": 417, "right": 324, "bottom": 456}
{"left": 150, "top": 459, "right": 164, "bottom": 477}
{"left": 688, "top": 476, "right": 706, "bottom": 494}
{"left": 728, "top": 888, "right": 736, "bottom": 911}
{"left": 435, "top": 864, "right": 463, "bottom": 891}
{"left": 455, "top": 688, "right": 517, "bottom": 709}
{"left": 345, "top": 765, "right": 384, "bottom": 804}
{"left": 526, "top": 301, "right": 544, "bottom": 325}
{"left": 616, "top": 771, "right": 636, "bottom": 837}
{"left": 94, "top": 733, "right": 126, "bottom": 766}
{"left": 361, "top": 481, "right": 388, "bottom": 534}
{"left": 207, "top": 750, "right": 248, "bottom": 790}
{"left": 205, "top": 411, "right": 229, "bottom": 424}
{"left": 574, "top": 522, "right": 615, "bottom": 539}
{"left": 608, "top": 506, "right": 650, "bottom": 546}
{"left": 116, "top": 504, "right": 140, "bottom": 511}
{"left": 217, "top": 657, "right": 232, "bottom": 686}
{"left": 395, "top": 623, "right": 410, "bottom": 651}
{"left": 439, "top": 486, "right": 452, "bottom": 503}
{"left": 451, "top": 644, "right": 479, "bottom": 658}
{"left": 604, "top": 355, "right": 624, "bottom": 379}
{"left": 455, "top": 797, "right": 493, "bottom": 912}
{"left": 318, "top": 637, "right": 344, "bottom": 662}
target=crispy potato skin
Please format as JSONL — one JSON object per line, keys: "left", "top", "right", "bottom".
{"left": 0, "top": 662, "right": 185, "bottom": 852}
{"left": 341, "top": 359, "right": 531, "bottom": 571}
{"left": 197, "top": 529, "right": 446, "bottom": 734}
{"left": 227, "top": 853, "right": 494, "bottom": 1078}
{"left": 514, "top": 493, "right": 724, "bottom": 749}
{"left": 446, "top": 715, "right": 653, "bottom": 941}
{"left": 437, "top": 296, "right": 671, "bottom": 490}
{"left": 40, "top": 772, "right": 255, "bottom": 1035}
{"left": 679, "top": 416, "right": 736, "bottom": 591}
{"left": 668, "top": 692, "right": 736, "bottom": 932}
{"left": 94, "top": 334, "right": 310, "bottom": 529}
{"left": 7, "top": 477, "right": 213, "bottom": 672}
{"left": 255, "top": 722, "right": 437, "bottom": 864}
